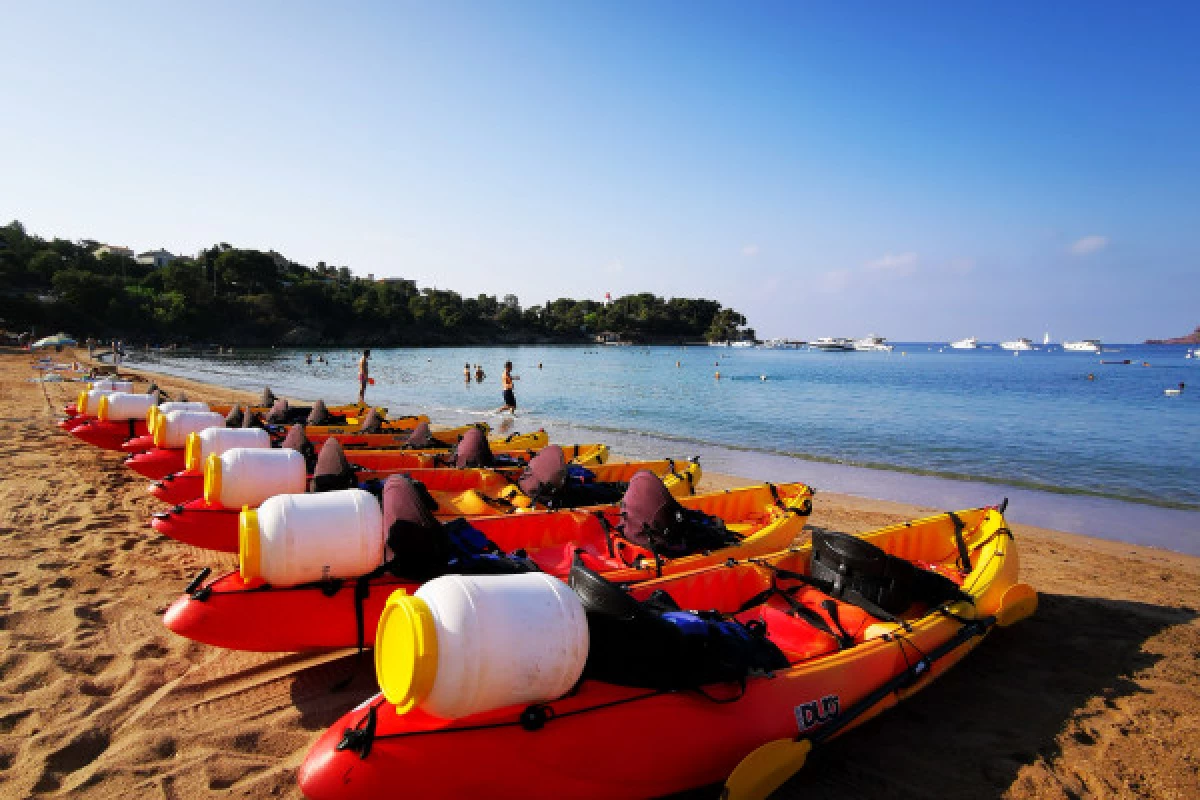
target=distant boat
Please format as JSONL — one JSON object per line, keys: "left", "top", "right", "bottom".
{"left": 1063, "top": 339, "right": 1102, "bottom": 353}
{"left": 1042, "top": 332, "right": 1051, "bottom": 346}
{"left": 950, "top": 337, "right": 978, "bottom": 349}
{"left": 809, "top": 337, "right": 855, "bottom": 351}
{"left": 853, "top": 335, "right": 894, "bottom": 352}
{"left": 1165, "top": 382, "right": 1185, "bottom": 396}
{"left": 1000, "top": 338, "right": 1034, "bottom": 351}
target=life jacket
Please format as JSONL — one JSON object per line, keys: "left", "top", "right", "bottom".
{"left": 309, "top": 439, "right": 358, "bottom": 493}
{"left": 808, "top": 529, "right": 970, "bottom": 620}
{"left": 570, "top": 563, "right": 788, "bottom": 690}
{"left": 619, "top": 471, "right": 739, "bottom": 558}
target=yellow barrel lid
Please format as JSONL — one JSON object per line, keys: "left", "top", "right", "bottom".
{"left": 152, "top": 413, "right": 166, "bottom": 447}
{"left": 203, "top": 453, "right": 222, "bottom": 506}
{"left": 375, "top": 590, "right": 439, "bottom": 712}
{"left": 77, "top": 390, "right": 88, "bottom": 415}
{"left": 239, "top": 507, "right": 260, "bottom": 582}
{"left": 97, "top": 394, "right": 111, "bottom": 421}
{"left": 147, "top": 405, "right": 159, "bottom": 428}
{"left": 184, "top": 432, "right": 202, "bottom": 471}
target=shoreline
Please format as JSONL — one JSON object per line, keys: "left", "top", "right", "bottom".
{"left": 122, "top": 350, "right": 1200, "bottom": 557}
{"left": 1, "top": 349, "right": 1198, "bottom": 797}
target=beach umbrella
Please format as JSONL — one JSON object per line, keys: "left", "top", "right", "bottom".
{"left": 31, "top": 333, "right": 78, "bottom": 349}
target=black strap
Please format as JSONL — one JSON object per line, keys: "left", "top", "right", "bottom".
{"left": 594, "top": 511, "right": 617, "bottom": 558}
{"left": 732, "top": 577, "right": 852, "bottom": 649}
{"left": 949, "top": 511, "right": 972, "bottom": 572}
{"left": 331, "top": 566, "right": 387, "bottom": 692}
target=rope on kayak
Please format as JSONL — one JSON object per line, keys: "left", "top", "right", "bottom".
{"left": 336, "top": 689, "right": 673, "bottom": 758}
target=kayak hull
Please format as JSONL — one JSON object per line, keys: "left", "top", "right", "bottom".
{"left": 121, "top": 433, "right": 157, "bottom": 453}
{"left": 151, "top": 501, "right": 239, "bottom": 552}
{"left": 125, "top": 448, "right": 187, "bottom": 480}
{"left": 163, "top": 571, "right": 418, "bottom": 652}
{"left": 70, "top": 419, "right": 148, "bottom": 451}
{"left": 149, "top": 471, "right": 204, "bottom": 505}
{"left": 298, "top": 507, "right": 1024, "bottom": 800}
{"left": 162, "top": 483, "right": 813, "bottom": 651}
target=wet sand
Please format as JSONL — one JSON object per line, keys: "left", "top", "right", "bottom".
{"left": 1, "top": 349, "right": 1198, "bottom": 798}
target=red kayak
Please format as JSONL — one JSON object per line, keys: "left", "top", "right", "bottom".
{"left": 69, "top": 418, "right": 148, "bottom": 451}
{"left": 125, "top": 447, "right": 188, "bottom": 480}
{"left": 296, "top": 506, "right": 1032, "bottom": 800}
{"left": 121, "top": 433, "right": 158, "bottom": 454}
{"left": 162, "top": 478, "right": 813, "bottom": 652}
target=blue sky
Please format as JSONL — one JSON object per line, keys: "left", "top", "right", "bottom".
{"left": 3, "top": 1, "right": 1197, "bottom": 341}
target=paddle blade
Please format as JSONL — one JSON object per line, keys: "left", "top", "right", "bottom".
{"left": 997, "top": 583, "right": 1038, "bottom": 627}
{"left": 722, "top": 738, "right": 812, "bottom": 800}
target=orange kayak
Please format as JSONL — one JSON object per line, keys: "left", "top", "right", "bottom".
{"left": 297, "top": 505, "right": 1032, "bottom": 799}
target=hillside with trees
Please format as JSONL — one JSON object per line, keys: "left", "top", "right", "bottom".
{"left": 0, "top": 221, "right": 755, "bottom": 346}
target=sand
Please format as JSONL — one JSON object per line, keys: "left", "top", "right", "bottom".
{"left": 1, "top": 348, "right": 1198, "bottom": 799}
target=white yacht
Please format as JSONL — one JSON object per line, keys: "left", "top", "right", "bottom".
{"left": 950, "top": 337, "right": 978, "bottom": 349}
{"left": 853, "top": 335, "right": 894, "bottom": 352}
{"left": 1000, "top": 338, "right": 1034, "bottom": 351}
{"left": 810, "top": 337, "right": 855, "bottom": 351}
{"left": 1063, "top": 339, "right": 1102, "bottom": 353}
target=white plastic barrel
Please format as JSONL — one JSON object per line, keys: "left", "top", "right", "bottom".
{"left": 185, "top": 427, "right": 271, "bottom": 471}
{"left": 147, "top": 400, "right": 210, "bottom": 428}
{"left": 98, "top": 393, "right": 157, "bottom": 421}
{"left": 239, "top": 489, "right": 384, "bottom": 587}
{"left": 205, "top": 447, "right": 307, "bottom": 508}
{"left": 375, "top": 573, "right": 589, "bottom": 719}
{"left": 77, "top": 388, "right": 115, "bottom": 416}
{"left": 153, "top": 409, "right": 225, "bottom": 448}
{"left": 88, "top": 379, "right": 133, "bottom": 393}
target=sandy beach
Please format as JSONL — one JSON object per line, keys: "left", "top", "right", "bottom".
{"left": 2, "top": 348, "right": 1198, "bottom": 799}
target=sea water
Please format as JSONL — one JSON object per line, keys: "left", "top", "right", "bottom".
{"left": 128, "top": 344, "right": 1200, "bottom": 554}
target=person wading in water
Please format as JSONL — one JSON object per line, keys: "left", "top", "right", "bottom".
{"left": 496, "top": 361, "right": 518, "bottom": 414}
{"left": 357, "top": 349, "right": 371, "bottom": 405}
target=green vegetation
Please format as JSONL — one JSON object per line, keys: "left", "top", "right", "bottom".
{"left": 0, "top": 221, "right": 755, "bottom": 346}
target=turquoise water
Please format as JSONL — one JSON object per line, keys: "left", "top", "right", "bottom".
{"left": 128, "top": 343, "right": 1200, "bottom": 550}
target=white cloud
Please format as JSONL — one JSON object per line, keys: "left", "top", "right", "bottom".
{"left": 865, "top": 251, "right": 918, "bottom": 274}
{"left": 742, "top": 244, "right": 759, "bottom": 257}
{"left": 819, "top": 269, "right": 851, "bottom": 293}
{"left": 1069, "top": 235, "right": 1109, "bottom": 255}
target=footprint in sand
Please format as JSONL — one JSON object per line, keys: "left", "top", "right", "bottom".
{"left": 31, "top": 730, "right": 111, "bottom": 794}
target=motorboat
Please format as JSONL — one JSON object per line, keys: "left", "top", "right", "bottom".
{"left": 1000, "top": 338, "right": 1034, "bottom": 351}
{"left": 1063, "top": 339, "right": 1102, "bottom": 353}
{"left": 809, "top": 337, "right": 855, "bottom": 351}
{"left": 950, "top": 337, "right": 978, "bottom": 349}
{"left": 853, "top": 335, "right": 894, "bottom": 352}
